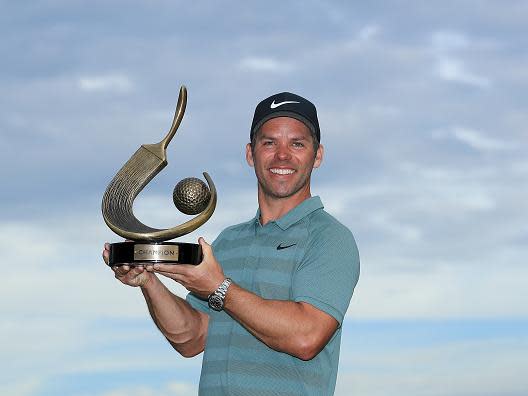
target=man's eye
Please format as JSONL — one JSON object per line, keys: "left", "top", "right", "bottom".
{"left": 292, "top": 142, "right": 304, "bottom": 148}
{"left": 263, "top": 141, "right": 274, "bottom": 146}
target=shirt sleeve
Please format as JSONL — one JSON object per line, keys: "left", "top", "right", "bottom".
{"left": 292, "top": 223, "right": 360, "bottom": 326}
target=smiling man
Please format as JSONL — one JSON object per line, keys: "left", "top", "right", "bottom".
{"left": 103, "top": 92, "right": 360, "bottom": 395}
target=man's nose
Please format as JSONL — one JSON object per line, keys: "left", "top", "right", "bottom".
{"left": 275, "top": 144, "right": 292, "bottom": 161}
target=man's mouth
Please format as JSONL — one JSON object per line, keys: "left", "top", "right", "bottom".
{"left": 270, "top": 168, "right": 295, "bottom": 175}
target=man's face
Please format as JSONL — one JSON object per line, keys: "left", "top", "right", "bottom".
{"left": 246, "top": 117, "right": 323, "bottom": 200}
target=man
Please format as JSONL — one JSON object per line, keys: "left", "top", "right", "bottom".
{"left": 103, "top": 92, "right": 360, "bottom": 395}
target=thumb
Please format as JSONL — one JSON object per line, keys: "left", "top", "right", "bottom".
{"left": 198, "top": 237, "right": 213, "bottom": 258}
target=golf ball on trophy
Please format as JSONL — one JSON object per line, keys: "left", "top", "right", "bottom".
{"left": 173, "top": 177, "right": 211, "bottom": 215}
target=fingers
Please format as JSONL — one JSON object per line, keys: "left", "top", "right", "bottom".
{"left": 198, "top": 237, "right": 213, "bottom": 260}
{"left": 152, "top": 264, "right": 194, "bottom": 287}
{"left": 115, "top": 265, "right": 148, "bottom": 277}
{"left": 102, "top": 243, "right": 110, "bottom": 265}
{"left": 198, "top": 237, "right": 210, "bottom": 250}
{"left": 154, "top": 270, "right": 186, "bottom": 283}
{"left": 102, "top": 250, "right": 109, "bottom": 265}
{"left": 145, "top": 264, "right": 155, "bottom": 272}
{"left": 113, "top": 264, "right": 130, "bottom": 277}
{"left": 153, "top": 263, "right": 193, "bottom": 274}
{"left": 114, "top": 265, "right": 146, "bottom": 283}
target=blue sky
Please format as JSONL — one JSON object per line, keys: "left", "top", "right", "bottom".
{"left": 1, "top": 1, "right": 527, "bottom": 395}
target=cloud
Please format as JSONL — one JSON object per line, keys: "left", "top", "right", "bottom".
{"left": 336, "top": 336, "right": 528, "bottom": 396}
{"left": 432, "top": 126, "right": 516, "bottom": 151}
{"left": 431, "top": 31, "right": 470, "bottom": 52}
{"left": 367, "top": 212, "right": 423, "bottom": 242}
{"left": 317, "top": 164, "right": 527, "bottom": 319}
{"left": 349, "top": 262, "right": 528, "bottom": 319}
{"left": 0, "top": 378, "right": 41, "bottom": 396}
{"left": 451, "top": 126, "right": 515, "bottom": 151}
{"left": 237, "top": 56, "right": 294, "bottom": 73}
{"left": 100, "top": 382, "right": 198, "bottom": 396}
{"left": 357, "top": 24, "right": 380, "bottom": 41}
{"left": 430, "top": 30, "right": 491, "bottom": 88}
{"left": 512, "top": 160, "right": 528, "bottom": 174}
{"left": 78, "top": 74, "right": 134, "bottom": 93}
{"left": 434, "top": 57, "right": 491, "bottom": 87}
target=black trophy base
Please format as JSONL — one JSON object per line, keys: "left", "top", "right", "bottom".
{"left": 108, "top": 241, "right": 202, "bottom": 266}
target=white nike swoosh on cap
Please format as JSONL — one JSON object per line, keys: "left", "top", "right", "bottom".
{"left": 270, "top": 100, "right": 300, "bottom": 109}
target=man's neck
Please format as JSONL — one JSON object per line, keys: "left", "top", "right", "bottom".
{"left": 258, "top": 188, "right": 311, "bottom": 225}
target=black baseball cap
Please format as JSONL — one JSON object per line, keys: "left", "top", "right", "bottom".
{"left": 250, "top": 92, "right": 320, "bottom": 142}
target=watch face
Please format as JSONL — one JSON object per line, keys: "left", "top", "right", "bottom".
{"left": 208, "top": 294, "right": 223, "bottom": 311}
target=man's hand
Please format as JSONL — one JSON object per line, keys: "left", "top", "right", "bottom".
{"left": 102, "top": 242, "right": 154, "bottom": 288}
{"left": 153, "top": 237, "right": 225, "bottom": 299}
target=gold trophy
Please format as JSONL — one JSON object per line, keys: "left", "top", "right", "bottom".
{"left": 102, "top": 86, "right": 216, "bottom": 265}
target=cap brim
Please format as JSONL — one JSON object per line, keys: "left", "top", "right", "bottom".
{"left": 251, "top": 111, "right": 317, "bottom": 140}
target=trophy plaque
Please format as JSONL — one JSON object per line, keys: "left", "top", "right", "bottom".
{"left": 102, "top": 86, "right": 217, "bottom": 266}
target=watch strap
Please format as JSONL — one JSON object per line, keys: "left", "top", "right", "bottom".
{"left": 208, "top": 277, "right": 232, "bottom": 311}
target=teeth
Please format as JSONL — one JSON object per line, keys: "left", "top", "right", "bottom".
{"left": 270, "top": 168, "right": 295, "bottom": 175}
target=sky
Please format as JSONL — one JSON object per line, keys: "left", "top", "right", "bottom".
{"left": 1, "top": 1, "right": 527, "bottom": 395}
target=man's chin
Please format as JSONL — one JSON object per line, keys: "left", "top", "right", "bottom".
{"left": 261, "top": 185, "right": 304, "bottom": 200}
{"left": 260, "top": 188, "right": 291, "bottom": 200}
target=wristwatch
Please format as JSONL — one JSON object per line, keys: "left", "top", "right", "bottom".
{"left": 208, "top": 278, "right": 232, "bottom": 311}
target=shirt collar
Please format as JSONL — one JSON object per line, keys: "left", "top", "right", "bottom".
{"left": 253, "top": 196, "right": 324, "bottom": 230}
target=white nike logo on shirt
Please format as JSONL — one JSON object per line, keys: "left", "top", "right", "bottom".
{"left": 270, "top": 100, "right": 300, "bottom": 109}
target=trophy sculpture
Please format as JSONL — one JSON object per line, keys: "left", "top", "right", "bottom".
{"left": 102, "top": 86, "right": 217, "bottom": 266}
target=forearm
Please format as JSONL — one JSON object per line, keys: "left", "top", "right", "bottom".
{"left": 141, "top": 275, "right": 208, "bottom": 357}
{"left": 223, "top": 282, "right": 336, "bottom": 360}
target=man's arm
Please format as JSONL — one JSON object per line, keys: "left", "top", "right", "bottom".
{"left": 152, "top": 239, "right": 338, "bottom": 361}
{"left": 223, "top": 283, "right": 338, "bottom": 360}
{"left": 140, "top": 274, "right": 209, "bottom": 357}
{"left": 102, "top": 243, "right": 209, "bottom": 357}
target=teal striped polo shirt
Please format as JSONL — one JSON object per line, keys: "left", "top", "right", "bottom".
{"left": 186, "top": 196, "right": 360, "bottom": 395}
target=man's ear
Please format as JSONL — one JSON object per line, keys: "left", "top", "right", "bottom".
{"left": 313, "top": 144, "right": 324, "bottom": 169}
{"left": 246, "top": 143, "right": 254, "bottom": 167}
